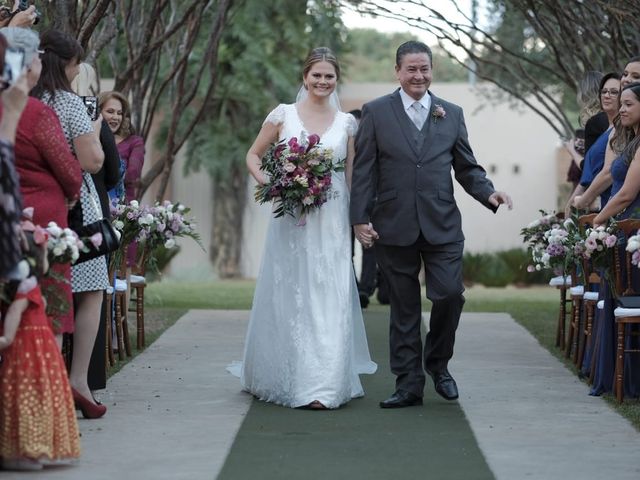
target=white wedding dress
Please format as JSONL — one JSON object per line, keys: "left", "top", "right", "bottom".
{"left": 228, "top": 103, "right": 377, "bottom": 409}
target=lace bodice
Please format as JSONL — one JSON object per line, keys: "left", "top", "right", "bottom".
{"left": 264, "top": 103, "right": 357, "bottom": 164}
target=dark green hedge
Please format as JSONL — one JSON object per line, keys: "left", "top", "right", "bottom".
{"left": 463, "top": 248, "right": 549, "bottom": 287}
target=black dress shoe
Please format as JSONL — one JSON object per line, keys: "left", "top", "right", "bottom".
{"left": 427, "top": 369, "right": 459, "bottom": 401}
{"left": 359, "top": 292, "right": 370, "bottom": 308}
{"left": 379, "top": 390, "right": 423, "bottom": 408}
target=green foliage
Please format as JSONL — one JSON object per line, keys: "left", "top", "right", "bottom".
{"left": 342, "top": 29, "right": 467, "bottom": 83}
{"left": 185, "top": 0, "right": 345, "bottom": 182}
{"left": 463, "top": 248, "right": 548, "bottom": 287}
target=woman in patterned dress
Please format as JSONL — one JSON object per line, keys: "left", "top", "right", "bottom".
{"left": 32, "top": 29, "right": 108, "bottom": 418}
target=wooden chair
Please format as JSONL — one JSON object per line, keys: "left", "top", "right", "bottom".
{"left": 105, "top": 252, "right": 132, "bottom": 365}
{"left": 566, "top": 265, "right": 584, "bottom": 362}
{"left": 129, "top": 246, "right": 148, "bottom": 350}
{"left": 551, "top": 272, "right": 572, "bottom": 351}
{"left": 547, "top": 213, "right": 572, "bottom": 351}
{"left": 611, "top": 219, "right": 640, "bottom": 402}
{"left": 575, "top": 214, "right": 601, "bottom": 369}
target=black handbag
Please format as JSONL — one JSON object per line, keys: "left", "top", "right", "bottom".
{"left": 68, "top": 177, "right": 120, "bottom": 264}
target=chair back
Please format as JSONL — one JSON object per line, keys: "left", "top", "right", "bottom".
{"left": 612, "top": 219, "right": 640, "bottom": 297}
{"left": 577, "top": 214, "right": 601, "bottom": 284}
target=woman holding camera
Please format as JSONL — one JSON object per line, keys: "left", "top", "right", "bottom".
{"left": 32, "top": 29, "right": 108, "bottom": 418}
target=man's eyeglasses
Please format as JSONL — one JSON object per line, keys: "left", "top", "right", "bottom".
{"left": 601, "top": 89, "right": 620, "bottom": 97}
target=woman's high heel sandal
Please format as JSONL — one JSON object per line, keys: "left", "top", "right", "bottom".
{"left": 71, "top": 387, "right": 107, "bottom": 419}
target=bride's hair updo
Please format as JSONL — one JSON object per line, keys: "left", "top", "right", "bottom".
{"left": 302, "top": 47, "right": 340, "bottom": 81}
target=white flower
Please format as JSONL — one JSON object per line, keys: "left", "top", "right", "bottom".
{"left": 47, "top": 224, "right": 62, "bottom": 237}
{"left": 294, "top": 175, "right": 308, "bottom": 187}
{"left": 114, "top": 220, "right": 125, "bottom": 230}
{"left": 16, "top": 260, "right": 30, "bottom": 279}
{"left": 53, "top": 246, "right": 64, "bottom": 257}
{"left": 177, "top": 204, "right": 185, "bottom": 212}
{"left": 627, "top": 238, "right": 640, "bottom": 252}
{"left": 527, "top": 220, "right": 540, "bottom": 228}
{"left": 130, "top": 200, "right": 139, "bottom": 208}
{"left": 164, "top": 238, "right": 176, "bottom": 249}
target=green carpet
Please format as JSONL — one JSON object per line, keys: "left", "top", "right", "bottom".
{"left": 218, "top": 312, "right": 495, "bottom": 480}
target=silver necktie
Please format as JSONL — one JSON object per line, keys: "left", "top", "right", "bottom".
{"left": 409, "top": 101, "right": 427, "bottom": 130}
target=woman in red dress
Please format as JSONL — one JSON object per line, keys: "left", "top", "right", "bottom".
{"left": 0, "top": 236, "right": 81, "bottom": 470}
{"left": 5, "top": 28, "right": 82, "bottom": 336}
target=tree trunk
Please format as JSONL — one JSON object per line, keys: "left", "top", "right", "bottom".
{"left": 210, "top": 165, "right": 247, "bottom": 278}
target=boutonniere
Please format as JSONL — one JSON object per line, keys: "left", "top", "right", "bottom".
{"left": 432, "top": 104, "right": 446, "bottom": 123}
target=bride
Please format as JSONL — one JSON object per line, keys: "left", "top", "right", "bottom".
{"left": 229, "top": 47, "right": 376, "bottom": 410}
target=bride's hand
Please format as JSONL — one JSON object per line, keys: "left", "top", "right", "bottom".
{"left": 354, "top": 223, "right": 379, "bottom": 248}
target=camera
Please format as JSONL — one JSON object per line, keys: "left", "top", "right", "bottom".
{"left": 2, "top": 47, "right": 25, "bottom": 87}
{"left": 81, "top": 96, "right": 99, "bottom": 121}
{"left": 8, "top": 1, "right": 40, "bottom": 25}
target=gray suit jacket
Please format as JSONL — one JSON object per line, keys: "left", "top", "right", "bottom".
{"left": 350, "top": 89, "right": 497, "bottom": 247}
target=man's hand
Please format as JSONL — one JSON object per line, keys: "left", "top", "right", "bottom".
{"left": 488, "top": 191, "right": 513, "bottom": 210}
{"left": 354, "top": 223, "right": 379, "bottom": 249}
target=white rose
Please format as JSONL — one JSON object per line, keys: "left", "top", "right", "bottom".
{"left": 527, "top": 220, "right": 540, "bottom": 228}
{"left": 53, "top": 246, "right": 64, "bottom": 257}
{"left": 164, "top": 238, "right": 176, "bottom": 249}
{"left": 114, "top": 220, "right": 125, "bottom": 230}
{"left": 47, "top": 224, "right": 62, "bottom": 237}
{"left": 130, "top": 200, "right": 139, "bottom": 208}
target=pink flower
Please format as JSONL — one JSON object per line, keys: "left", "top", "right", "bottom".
{"left": 306, "top": 134, "right": 320, "bottom": 151}
{"left": 274, "top": 143, "right": 286, "bottom": 158}
{"left": 604, "top": 234, "right": 617, "bottom": 248}
{"left": 33, "top": 225, "right": 48, "bottom": 245}
{"left": 22, "top": 206, "right": 34, "bottom": 220}
{"left": 432, "top": 104, "right": 447, "bottom": 122}
{"left": 527, "top": 265, "right": 535, "bottom": 272}
{"left": 89, "top": 233, "right": 103, "bottom": 248}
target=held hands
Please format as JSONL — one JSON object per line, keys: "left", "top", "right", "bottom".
{"left": 488, "top": 191, "right": 513, "bottom": 210}
{"left": 354, "top": 223, "right": 379, "bottom": 249}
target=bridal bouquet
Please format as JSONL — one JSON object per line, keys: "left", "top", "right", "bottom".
{"left": 254, "top": 134, "right": 344, "bottom": 225}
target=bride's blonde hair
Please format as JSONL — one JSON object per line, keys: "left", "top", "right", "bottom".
{"left": 302, "top": 47, "right": 340, "bottom": 82}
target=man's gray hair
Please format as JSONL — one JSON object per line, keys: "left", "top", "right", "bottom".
{"left": 0, "top": 27, "right": 40, "bottom": 65}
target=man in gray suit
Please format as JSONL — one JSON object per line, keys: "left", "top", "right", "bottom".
{"left": 350, "top": 41, "right": 512, "bottom": 408}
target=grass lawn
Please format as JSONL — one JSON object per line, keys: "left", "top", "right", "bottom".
{"left": 127, "top": 279, "right": 640, "bottom": 428}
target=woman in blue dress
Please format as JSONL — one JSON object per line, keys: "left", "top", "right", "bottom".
{"left": 589, "top": 82, "right": 640, "bottom": 397}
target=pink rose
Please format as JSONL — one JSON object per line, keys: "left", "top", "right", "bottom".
{"left": 604, "top": 234, "right": 617, "bottom": 248}
{"left": 306, "top": 134, "right": 320, "bottom": 151}
{"left": 89, "top": 233, "right": 103, "bottom": 248}
{"left": 22, "top": 206, "right": 34, "bottom": 220}
{"left": 33, "top": 225, "right": 48, "bottom": 245}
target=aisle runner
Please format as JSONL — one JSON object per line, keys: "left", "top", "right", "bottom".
{"left": 218, "top": 311, "right": 494, "bottom": 480}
